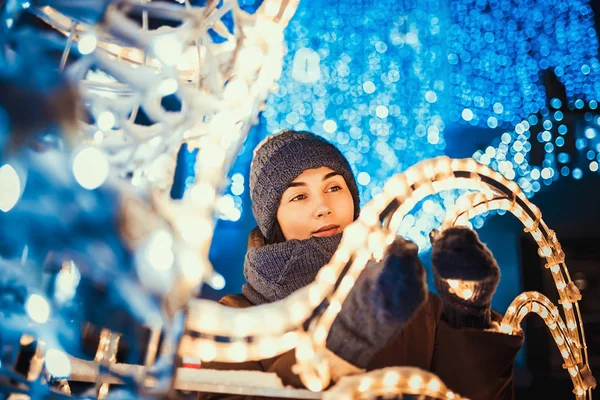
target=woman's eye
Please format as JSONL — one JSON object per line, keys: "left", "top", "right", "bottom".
{"left": 327, "top": 185, "right": 342, "bottom": 192}
{"left": 291, "top": 194, "right": 306, "bottom": 202}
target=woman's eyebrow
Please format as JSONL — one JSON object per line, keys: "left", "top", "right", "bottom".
{"left": 287, "top": 172, "right": 341, "bottom": 188}
{"left": 287, "top": 181, "right": 306, "bottom": 188}
{"left": 323, "top": 171, "right": 341, "bottom": 181}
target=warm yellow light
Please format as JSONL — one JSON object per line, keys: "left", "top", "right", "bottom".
{"left": 408, "top": 375, "right": 423, "bottom": 391}
{"left": 358, "top": 377, "right": 373, "bottom": 392}
{"left": 382, "top": 371, "right": 400, "bottom": 387}
{"left": 427, "top": 378, "right": 441, "bottom": 392}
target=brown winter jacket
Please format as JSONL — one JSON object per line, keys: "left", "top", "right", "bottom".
{"left": 197, "top": 292, "right": 524, "bottom": 400}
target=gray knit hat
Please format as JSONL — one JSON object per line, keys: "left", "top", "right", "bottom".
{"left": 250, "top": 130, "right": 360, "bottom": 241}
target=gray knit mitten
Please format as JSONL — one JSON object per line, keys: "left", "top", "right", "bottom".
{"left": 431, "top": 227, "right": 500, "bottom": 330}
{"left": 326, "top": 236, "right": 428, "bottom": 368}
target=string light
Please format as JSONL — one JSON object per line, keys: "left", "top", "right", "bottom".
{"left": 322, "top": 367, "right": 466, "bottom": 400}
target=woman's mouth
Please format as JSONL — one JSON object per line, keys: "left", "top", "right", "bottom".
{"left": 312, "top": 225, "right": 340, "bottom": 237}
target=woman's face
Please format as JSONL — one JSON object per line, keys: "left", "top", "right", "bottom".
{"left": 276, "top": 167, "right": 355, "bottom": 241}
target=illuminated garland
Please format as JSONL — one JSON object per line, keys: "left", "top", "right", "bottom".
{"left": 323, "top": 367, "right": 468, "bottom": 400}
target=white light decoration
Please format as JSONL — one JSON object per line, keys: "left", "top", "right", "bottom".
{"left": 146, "top": 229, "right": 175, "bottom": 271}
{"left": 322, "top": 368, "right": 465, "bottom": 400}
{"left": 26, "top": 1, "right": 304, "bottom": 393}
{"left": 77, "top": 33, "right": 97, "bottom": 55}
{"left": 55, "top": 261, "right": 81, "bottom": 304}
{"left": 72, "top": 146, "right": 110, "bottom": 190}
{"left": 210, "top": 272, "right": 226, "bottom": 291}
{"left": 0, "top": 164, "right": 21, "bottom": 212}
{"left": 45, "top": 349, "right": 72, "bottom": 378}
{"left": 25, "top": 294, "right": 50, "bottom": 324}
{"left": 96, "top": 110, "right": 115, "bottom": 131}
{"left": 32, "top": 0, "right": 300, "bottom": 326}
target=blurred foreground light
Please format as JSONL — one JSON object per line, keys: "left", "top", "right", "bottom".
{"left": 97, "top": 110, "right": 115, "bottom": 131}
{"left": 55, "top": 262, "right": 81, "bottom": 303}
{"left": 210, "top": 272, "right": 226, "bottom": 290}
{"left": 153, "top": 34, "right": 184, "bottom": 66}
{"left": 78, "top": 33, "right": 97, "bottom": 55}
{"left": 0, "top": 164, "right": 20, "bottom": 212}
{"left": 72, "top": 146, "right": 110, "bottom": 190}
{"left": 45, "top": 349, "right": 71, "bottom": 378}
{"left": 26, "top": 294, "right": 50, "bottom": 324}
{"left": 147, "top": 229, "right": 175, "bottom": 271}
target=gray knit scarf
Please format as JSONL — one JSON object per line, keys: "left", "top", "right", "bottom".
{"left": 242, "top": 228, "right": 342, "bottom": 305}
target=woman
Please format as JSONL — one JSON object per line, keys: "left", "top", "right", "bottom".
{"left": 199, "top": 130, "right": 524, "bottom": 400}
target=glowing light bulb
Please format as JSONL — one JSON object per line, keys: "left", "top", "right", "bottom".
{"left": 0, "top": 164, "right": 21, "bottom": 212}
{"left": 55, "top": 262, "right": 80, "bottom": 303}
{"left": 358, "top": 377, "right": 373, "bottom": 392}
{"left": 427, "top": 378, "right": 441, "bottom": 392}
{"left": 382, "top": 371, "right": 399, "bottom": 387}
{"left": 146, "top": 229, "right": 174, "bottom": 271}
{"left": 97, "top": 111, "right": 115, "bottom": 131}
{"left": 78, "top": 33, "right": 97, "bottom": 55}
{"left": 45, "top": 349, "right": 71, "bottom": 378}
{"left": 228, "top": 342, "right": 248, "bottom": 362}
{"left": 462, "top": 288, "right": 473, "bottom": 300}
{"left": 72, "top": 146, "right": 110, "bottom": 190}
{"left": 199, "top": 340, "right": 217, "bottom": 362}
{"left": 408, "top": 375, "right": 423, "bottom": 391}
{"left": 210, "top": 273, "right": 226, "bottom": 290}
{"left": 26, "top": 294, "right": 50, "bottom": 323}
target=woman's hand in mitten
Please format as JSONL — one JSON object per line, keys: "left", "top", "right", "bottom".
{"left": 325, "top": 236, "right": 428, "bottom": 368}
{"left": 431, "top": 226, "right": 500, "bottom": 330}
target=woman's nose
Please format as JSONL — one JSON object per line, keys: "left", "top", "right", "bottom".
{"left": 315, "top": 201, "right": 332, "bottom": 218}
